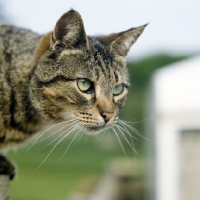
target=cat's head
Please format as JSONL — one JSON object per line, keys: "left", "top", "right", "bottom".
{"left": 30, "top": 9, "right": 146, "bottom": 134}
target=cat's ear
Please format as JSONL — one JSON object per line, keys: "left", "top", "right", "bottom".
{"left": 51, "top": 9, "right": 89, "bottom": 50}
{"left": 100, "top": 25, "right": 147, "bottom": 57}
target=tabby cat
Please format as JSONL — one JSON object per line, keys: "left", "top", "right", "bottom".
{"left": 0, "top": 9, "right": 146, "bottom": 179}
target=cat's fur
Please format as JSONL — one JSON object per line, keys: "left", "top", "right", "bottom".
{"left": 0, "top": 9, "right": 146, "bottom": 178}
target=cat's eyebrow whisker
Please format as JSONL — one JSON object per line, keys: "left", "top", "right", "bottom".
{"left": 38, "top": 120, "right": 77, "bottom": 143}
{"left": 36, "top": 123, "right": 79, "bottom": 169}
{"left": 112, "top": 127, "right": 129, "bottom": 160}
{"left": 115, "top": 125, "right": 139, "bottom": 156}
{"left": 26, "top": 119, "right": 75, "bottom": 152}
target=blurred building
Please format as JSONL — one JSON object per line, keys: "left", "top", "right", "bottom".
{"left": 146, "top": 56, "right": 200, "bottom": 200}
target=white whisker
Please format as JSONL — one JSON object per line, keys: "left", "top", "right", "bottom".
{"left": 36, "top": 123, "right": 79, "bottom": 169}
{"left": 119, "top": 119, "right": 143, "bottom": 124}
{"left": 117, "top": 121, "right": 139, "bottom": 140}
{"left": 74, "top": 127, "right": 85, "bottom": 144}
{"left": 59, "top": 125, "right": 85, "bottom": 160}
{"left": 118, "top": 119, "right": 152, "bottom": 142}
{"left": 41, "top": 124, "right": 76, "bottom": 149}
{"left": 116, "top": 122, "right": 138, "bottom": 150}
{"left": 113, "top": 127, "right": 129, "bottom": 160}
{"left": 26, "top": 119, "right": 75, "bottom": 152}
{"left": 115, "top": 124, "right": 139, "bottom": 156}
{"left": 39, "top": 120, "right": 77, "bottom": 143}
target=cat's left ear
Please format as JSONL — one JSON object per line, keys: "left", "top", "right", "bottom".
{"left": 51, "top": 9, "right": 89, "bottom": 50}
{"left": 100, "top": 25, "right": 147, "bottom": 57}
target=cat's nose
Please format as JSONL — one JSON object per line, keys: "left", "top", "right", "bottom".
{"left": 100, "top": 111, "right": 114, "bottom": 123}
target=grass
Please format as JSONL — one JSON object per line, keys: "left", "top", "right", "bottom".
{"left": 8, "top": 131, "right": 143, "bottom": 200}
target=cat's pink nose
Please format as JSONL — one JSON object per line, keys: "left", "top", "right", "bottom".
{"left": 100, "top": 111, "right": 114, "bottom": 123}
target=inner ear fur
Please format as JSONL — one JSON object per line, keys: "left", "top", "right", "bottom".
{"left": 32, "top": 10, "right": 89, "bottom": 66}
{"left": 52, "top": 10, "right": 89, "bottom": 50}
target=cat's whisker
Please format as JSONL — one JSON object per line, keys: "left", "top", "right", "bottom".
{"left": 125, "top": 127, "right": 136, "bottom": 151}
{"left": 41, "top": 124, "right": 76, "bottom": 149}
{"left": 74, "top": 125, "right": 85, "bottom": 144}
{"left": 120, "top": 116, "right": 155, "bottom": 125}
{"left": 77, "top": 129, "right": 85, "bottom": 143}
{"left": 116, "top": 122, "right": 138, "bottom": 149}
{"left": 119, "top": 119, "right": 143, "bottom": 124}
{"left": 36, "top": 123, "right": 79, "bottom": 169}
{"left": 41, "top": 118, "right": 79, "bottom": 149}
{"left": 59, "top": 124, "right": 85, "bottom": 160}
{"left": 38, "top": 120, "right": 77, "bottom": 143}
{"left": 115, "top": 124, "right": 139, "bottom": 156}
{"left": 117, "top": 121, "right": 139, "bottom": 140}
{"left": 118, "top": 120, "right": 142, "bottom": 142}
{"left": 118, "top": 119, "right": 152, "bottom": 142}
{"left": 26, "top": 119, "right": 75, "bottom": 152}
{"left": 95, "top": 130, "right": 104, "bottom": 144}
{"left": 115, "top": 125, "right": 133, "bottom": 146}
{"left": 118, "top": 119, "right": 141, "bottom": 134}
{"left": 112, "top": 127, "right": 129, "bottom": 160}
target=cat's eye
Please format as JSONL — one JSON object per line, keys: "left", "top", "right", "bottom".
{"left": 113, "top": 84, "right": 124, "bottom": 96}
{"left": 77, "top": 78, "right": 93, "bottom": 93}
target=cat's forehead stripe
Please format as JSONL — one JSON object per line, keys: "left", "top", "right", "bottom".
{"left": 114, "top": 71, "right": 119, "bottom": 82}
{"left": 96, "top": 58, "right": 111, "bottom": 78}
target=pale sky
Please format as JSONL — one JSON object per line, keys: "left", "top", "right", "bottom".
{"left": 1, "top": 0, "right": 200, "bottom": 59}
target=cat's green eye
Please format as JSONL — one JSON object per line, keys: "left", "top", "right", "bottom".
{"left": 113, "top": 84, "right": 124, "bottom": 96}
{"left": 77, "top": 79, "right": 93, "bottom": 93}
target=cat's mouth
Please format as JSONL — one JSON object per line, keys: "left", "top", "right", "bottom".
{"left": 73, "top": 115, "right": 118, "bottom": 134}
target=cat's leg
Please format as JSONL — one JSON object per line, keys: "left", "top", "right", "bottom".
{"left": 0, "top": 155, "right": 16, "bottom": 200}
{"left": 0, "top": 155, "right": 16, "bottom": 181}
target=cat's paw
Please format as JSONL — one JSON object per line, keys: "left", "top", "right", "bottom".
{"left": 0, "top": 155, "right": 16, "bottom": 181}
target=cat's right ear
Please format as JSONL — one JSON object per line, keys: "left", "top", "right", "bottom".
{"left": 99, "top": 24, "right": 147, "bottom": 57}
{"left": 51, "top": 9, "right": 89, "bottom": 50}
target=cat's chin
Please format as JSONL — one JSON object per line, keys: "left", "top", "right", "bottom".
{"left": 84, "top": 126, "right": 108, "bottom": 135}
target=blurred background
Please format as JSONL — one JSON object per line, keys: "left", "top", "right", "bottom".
{"left": 0, "top": 0, "right": 200, "bottom": 200}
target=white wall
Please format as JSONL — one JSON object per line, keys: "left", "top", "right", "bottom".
{"left": 147, "top": 56, "right": 200, "bottom": 200}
